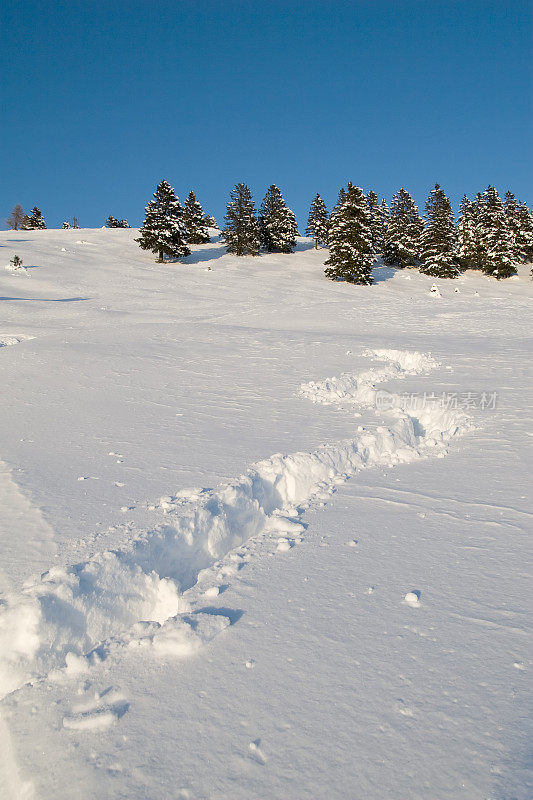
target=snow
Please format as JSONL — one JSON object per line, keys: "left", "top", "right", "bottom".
{"left": 0, "top": 227, "right": 531, "bottom": 799}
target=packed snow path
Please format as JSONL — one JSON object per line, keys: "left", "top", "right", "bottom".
{"left": 0, "top": 348, "right": 470, "bottom": 698}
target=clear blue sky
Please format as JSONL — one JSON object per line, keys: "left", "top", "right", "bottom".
{"left": 1, "top": 0, "right": 531, "bottom": 229}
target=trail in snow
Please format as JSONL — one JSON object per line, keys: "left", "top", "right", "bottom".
{"left": 0, "top": 349, "right": 472, "bottom": 700}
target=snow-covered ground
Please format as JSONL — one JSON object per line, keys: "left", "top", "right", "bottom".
{"left": 0, "top": 228, "right": 531, "bottom": 800}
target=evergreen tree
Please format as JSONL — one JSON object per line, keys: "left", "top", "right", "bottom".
{"left": 6, "top": 204, "right": 25, "bottom": 230}
{"left": 72, "top": 217, "right": 80, "bottom": 229}
{"left": 515, "top": 201, "right": 533, "bottom": 262}
{"left": 419, "top": 184, "right": 459, "bottom": 278}
{"left": 203, "top": 214, "right": 218, "bottom": 229}
{"left": 383, "top": 188, "right": 423, "bottom": 269}
{"left": 21, "top": 207, "right": 46, "bottom": 230}
{"left": 259, "top": 185, "right": 298, "bottom": 253}
{"left": 135, "top": 180, "right": 190, "bottom": 261}
{"left": 505, "top": 192, "right": 533, "bottom": 262}
{"left": 457, "top": 195, "right": 478, "bottom": 270}
{"left": 62, "top": 221, "right": 70, "bottom": 229}
{"left": 477, "top": 186, "right": 516, "bottom": 278}
{"left": 106, "top": 216, "right": 130, "bottom": 228}
{"left": 378, "top": 198, "right": 389, "bottom": 252}
{"left": 31, "top": 207, "right": 46, "bottom": 229}
{"left": 222, "top": 183, "right": 261, "bottom": 256}
{"left": 183, "top": 191, "right": 210, "bottom": 244}
{"left": 336, "top": 187, "right": 347, "bottom": 208}
{"left": 324, "top": 182, "right": 374, "bottom": 285}
{"left": 366, "top": 190, "right": 388, "bottom": 254}
{"left": 305, "top": 193, "right": 329, "bottom": 248}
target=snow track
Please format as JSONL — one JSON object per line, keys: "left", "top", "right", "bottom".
{"left": 0, "top": 349, "right": 472, "bottom": 699}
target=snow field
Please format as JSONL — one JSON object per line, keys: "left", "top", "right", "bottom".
{"left": 0, "top": 348, "right": 471, "bottom": 701}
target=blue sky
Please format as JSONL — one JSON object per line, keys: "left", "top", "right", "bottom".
{"left": 1, "top": 0, "right": 531, "bottom": 229}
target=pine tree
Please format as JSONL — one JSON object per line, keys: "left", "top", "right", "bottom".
{"left": 305, "top": 193, "right": 329, "bottom": 248}
{"left": 505, "top": 192, "right": 533, "bottom": 262}
{"left": 136, "top": 180, "right": 190, "bottom": 262}
{"left": 259, "top": 185, "right": 298, "bottom": 253}
{"left": 419, "top": 184, "right": 459, "bottom": 278}
{"left": 383, "top": 189, "right": 423, "bottom": 268}
{"left": 222, "top": 183, "right": 261, "bottom": 256}
{"left": 379, "top": 199, "right": 389, "bottom": 249}
{"left": 62, "top": 221, "right": 70, "bottom": 229}
{"left": 30, "top": 207, "right": 46, "bottom": 229}
{"left": 515, "top": 201, "right": 533, "bottom": 262}
{"left": 366, "top": 190, "right": 388, "bottom": 254}
{"left": 106, "top": 216, "right": 130, "bottom": 228}
{"left": 457, "top": 195, "right": 478, "bottom": 270}
{"left": 72, "top": 217, "right": 80, "bottom": 229}
{"left": 203, "top": 214, "right": 218, "bottom": 229}
{"left": 6, "top": 204, "right": 25, "bottom": 230}
{"left": 477, "top": 186, "right": 516, "bottom": 279}
{"left": 335, "top": 187, "right": 347, "bottom": 210}
{"left": 325, "top": 182, "right": 374, "bottom": 285}
{"left": 183, "top": 191, "right": 210, "bottom": 244}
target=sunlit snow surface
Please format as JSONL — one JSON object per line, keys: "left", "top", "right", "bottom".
{"left": 0, "top": 228, "right": 531, "bottom": 799}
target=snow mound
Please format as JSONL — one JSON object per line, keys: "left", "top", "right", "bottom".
{"left": 299, "top": 348, "right": 439, "bottom": 406}
{"left": 0, "top": 349, "right": 471, "bottom": 698}
{"left": 0, "top": 335, "right": 34, "bottom": 348}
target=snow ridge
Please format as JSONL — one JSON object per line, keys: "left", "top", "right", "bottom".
{"left": 0, "top": 350, "right": 471, "bottom": 699}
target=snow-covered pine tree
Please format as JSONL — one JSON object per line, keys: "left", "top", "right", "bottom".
{"left": 183, "top": 191, "right": 210, "bottom": 244}
{"left": 135, "top": 180, "right": 190, "bottom": 262}
{"left": 377, "top": 198, "right": 389, "bottom": 253}
{"left": 324, "top": 182, "right": 374, "bottom": 285}
{"left": 515, "top": 201, "right": 533, "bottom": 262}
{"left": 476, "top": 186, "right": 516, "bottom": 279}
{"left": 456, "top": 195, "right": 478, "bottom": 270}
{"left": 203, "top": 214, "right": 218, "bottom": 229}
{"left": 419, "top": 184, "right": 459, "bottom": 278}
{"left": 505, "top": 192, "right": 533, "bottom": 263}
{"left": 30, "top": 207, "right": 46, "bottom": 228}
{"left": 336, "top": 187, "right": 347, "bottom": 208}
{"left": 107, "top": 216, "right": 130, "bottom": 228}
{"left": 222, "top": 183, "right": 261, "bottom": 256}
{"left": 259, "top": 185, "right": 298, "bottom": 253}
{"left": 383, "top": 188, "right": 423, "bottom": 269}
{"left": 366, "top": 190, "right": 388, "bottom": 254}
{"left": 305, "top": 193, "right": 328, "bottom": 248}
{"left": 62, "top": 221, "right": 70, "bottom": 229}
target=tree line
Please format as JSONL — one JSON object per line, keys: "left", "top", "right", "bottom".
{"left": 7, "top": 180, "right": 532, "bottom": 284}
{"left": 136, "top": 180, "right": 532, "bottom": 283}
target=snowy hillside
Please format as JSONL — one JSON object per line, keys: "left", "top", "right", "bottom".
{"left": 0, "top": 228, "right": 531, "bottom": 799}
